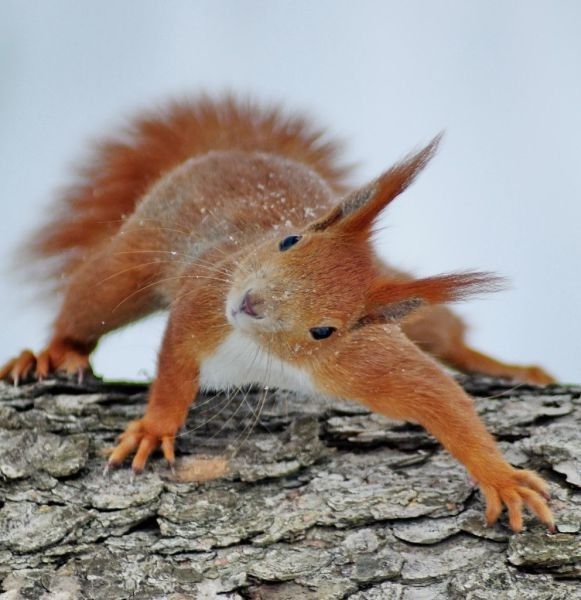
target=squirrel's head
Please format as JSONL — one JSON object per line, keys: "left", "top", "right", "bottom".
{"left": 226, "top": 136, "right": 499, "bottom": 361}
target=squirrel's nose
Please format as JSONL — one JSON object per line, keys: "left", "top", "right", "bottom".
{"left": 240, "top": 290, "right": 263, "bottom": 318}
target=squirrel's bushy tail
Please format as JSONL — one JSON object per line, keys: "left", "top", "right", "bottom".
{"left": 28, "top": 95, "right": 350, "bottom": 282}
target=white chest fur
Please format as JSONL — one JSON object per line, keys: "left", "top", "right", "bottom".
{"left": 199, "top": 331, "right": 317, "bottom": 393}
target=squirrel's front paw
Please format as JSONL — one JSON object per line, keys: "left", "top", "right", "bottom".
{"left": 107, "top": 418, "right": 177, "bottom": 474}
{"left": 478, "top": 467, "right": 554, "bottom": 532}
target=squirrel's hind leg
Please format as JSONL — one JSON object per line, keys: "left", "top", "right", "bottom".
{"left": 1, "top": 236, "right": 165, "bottom": 384}
{"left": 401, "top": 305, "right": 555, "bottom": 385}
{"left": 439, "top": 343, "right": 555, "bottom": 386}
{"left": 0, "top": 341, "right": 93, "bottom": 385}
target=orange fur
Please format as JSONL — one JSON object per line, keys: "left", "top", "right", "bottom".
{"left": 2, "top": 96, "right": 556, "bottom": 532}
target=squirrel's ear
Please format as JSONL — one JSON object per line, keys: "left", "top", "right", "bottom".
{"left": 306, "top": 134, "right": 442, "bottom": 234}
{"left": 357, "top": 272, "right": 503, "bottom": 326}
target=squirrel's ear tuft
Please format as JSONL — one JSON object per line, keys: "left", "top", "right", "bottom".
{"left": 306, "top": 134, "right": 442, "bottom": 234}
{"left": 357, "top": 271, "right": 504, "bottom": 326}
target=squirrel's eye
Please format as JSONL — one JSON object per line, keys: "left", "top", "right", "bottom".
{"left": 279, "top": 235, "right": 302, "bottom": 251}
{"left": 309, "top": 326, "right": 337, "bottom": 340}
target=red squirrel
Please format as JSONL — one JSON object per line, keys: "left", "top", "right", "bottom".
{"left": 0, "top": 96, "right": 555, "bottom": 532}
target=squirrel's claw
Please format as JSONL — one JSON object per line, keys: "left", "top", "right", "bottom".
{"left": 0, "top": 350, "right": 36, "bottom": 385}
{"left": 161, "top": 436, "right": 176, "bottom": 466}
{"left": 480, "top": 468, "right": 554, "bottom": 533}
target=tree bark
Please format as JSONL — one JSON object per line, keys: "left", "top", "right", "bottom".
{"left": 0, "top": 375, "right": 579, "bottom": 599}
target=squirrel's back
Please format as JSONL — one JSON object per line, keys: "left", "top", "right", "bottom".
{"left": 30, "top": 96, "right": 350, "bottom": 282}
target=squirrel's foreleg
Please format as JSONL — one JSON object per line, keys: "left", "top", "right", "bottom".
{"left": 315, "top": 325, "right": 555, "bottom": 532}
{"left": 107, "top": 311, "right": 200, "bottom": 473}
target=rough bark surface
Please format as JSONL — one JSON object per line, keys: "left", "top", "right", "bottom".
{"left": 0, "top": 375, "right": 579, "bottom": 599}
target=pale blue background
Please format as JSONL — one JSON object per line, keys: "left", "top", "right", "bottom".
{"left": 1, "top": 1, "right": 579, "bottom": 382}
